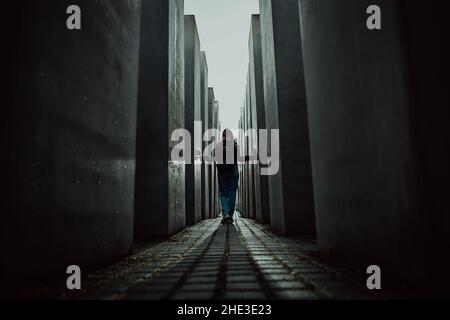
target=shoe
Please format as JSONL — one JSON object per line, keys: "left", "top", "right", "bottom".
{"left": 222, "top": 215, "right": 233, "bottom": 224}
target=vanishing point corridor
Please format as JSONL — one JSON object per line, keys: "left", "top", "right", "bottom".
{"left": 3, "top": 0, "right": 450, "bottom": 301}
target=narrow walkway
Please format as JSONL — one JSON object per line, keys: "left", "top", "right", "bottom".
{"left": 23, "top": 216, "right": 382, "bottom": 300}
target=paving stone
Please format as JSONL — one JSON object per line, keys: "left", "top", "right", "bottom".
{"left": 179, "top": 283, "right": 216, "bottom": 292}
{"left": 226, "top": 270, "right": 257, "bottom": 277}
{"left": 227, "top": 275, "right": 259, "bottom": 283}
{"left": 226, "top": 265, "right": 254, "bottom": 271}
{"left": 191, "top": 271, "right": 218, "bottom": 277}
{"left": 264, "top": 273, "right": 297, "bottom": 282}
{"left": 274, "top": 289, "right": 319, "bottom": 300}
{"left": 158, "top": 270, "right": 186, "bottom": 277}
{"left": 195, "top": 267, "right": 220, "bottom": 273}
{"left": 268, "top": 280, "right": 307, "bottom": 290}
{"left": 293, "top": 269, "right": 324, "bottom": 275}
{"left": 227, "top": 261, "right": 252, "bottom": 266}
{"left": 185, "top": 276, "right": 218, "bottom": 284}
{"left": 257, "top": 266, "right": 287, "bottom": 273}
{"left": 226, "top": 282, "right": 263, "bottom": 291}
{"left": 253, "top": 256, "right": 277, "bottom": 262}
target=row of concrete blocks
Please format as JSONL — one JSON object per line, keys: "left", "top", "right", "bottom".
{"left": 238, "top": 14, "right": 270, "bottom": 226}
{"left": 240, "top": 0, "right": 450, "bottom": 288}
{"left": 2, "top": 0, "right": 220, "bottom": 289}
{"left": 161, "top": 14, "right": 221, "bottom": 232}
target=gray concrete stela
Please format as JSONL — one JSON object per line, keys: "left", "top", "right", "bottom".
{"left": 2, "top": 0, "right": 450, "bottom": 299}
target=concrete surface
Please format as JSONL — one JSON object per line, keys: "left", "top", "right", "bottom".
{"left": 184, "top": 15, "right": 202, "bottom": 225}
{"left": 207, "top": 88, "right": 216, "bottom": 218}
{"left": 200, "top": 51, "right": 209, "bottom": 220}
{"left": 299, "top": 0, "right": 450, "bottom": 286}
{"left": 260, "top": 0, "right": 316, "bottom": 236}
{"left": 212, "top": 100, "right": 221, "bottom": 218}
{"left": 248, "top": 15, "right": 269, "bottom": 224}
{"left": 246, "top": 71, "right": 255, "bottom": 220}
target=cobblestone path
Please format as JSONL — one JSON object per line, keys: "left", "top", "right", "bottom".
{"left": 20, "top": 215, "right": 385, "bottom": 300}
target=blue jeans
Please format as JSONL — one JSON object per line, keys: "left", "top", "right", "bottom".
{"left": 218, "top": 166, "right": 239, "bottom": 217}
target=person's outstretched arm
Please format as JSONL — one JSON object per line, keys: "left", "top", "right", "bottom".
{"left": 203, "top": 145, "right": 216, "bottom": 164}
{"left": 236, "top": 143, "right": 258, "bottom": 163}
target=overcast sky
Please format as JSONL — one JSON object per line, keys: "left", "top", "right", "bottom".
{"left": 185, "top": 0, "right": 260, "bottom": 131}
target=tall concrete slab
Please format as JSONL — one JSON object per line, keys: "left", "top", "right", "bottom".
{"left": 243, "top": 101, "right": 249, "bottom": 218}
{"left": 2, "top": 0, "right": 141, "bottom": 290}
{"left": 249, "top": 15, "right": 270, "bottom": 224}
{"left": 237, "top": 119, "right": 243, "bottom": 213}
{"left": 213, "top": 101, "right": 221, "bottom": 217}
{"left": 260, "top": 0, "right": 316, "bottom": 235}
{"left": 240, "top": 106, "right": 247, "bottom": 218}
{"left": 245, "top": 99, "right": 251, "bottom": 219}
{"left": 135, "top": 0, "right": 185, "bottom": 238}
{"left": 246, "top": 71, "right": 256, "bottom": 220}
{"left": 239, "top": 111, "right": 246, "bottom": 217}
{"left": 207, "top": 88, "right": 216, "bottom": 218}
{"left": 184, "top": 15, "right": 202, "bottom": 225}
{"left": 299, "top": 0, "right": 450, "bottom": 286}
{"left": 251, "top": 71, "right": 257, "bottom": 220}
{"left": 200, "top": 51, "right": 209, "bottom": 220}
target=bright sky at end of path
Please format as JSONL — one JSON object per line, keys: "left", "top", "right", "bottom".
{"left": 185, "top": 0, "right": 260, "bottom": 132}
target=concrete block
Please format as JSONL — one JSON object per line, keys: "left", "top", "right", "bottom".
{"left": 260, "top": 0, "right": 316, "bottom": 235}
{"left": 200, "top": 51, "right": 209, "bottom": 220}
{"left": 239, "top": 107, "right": 247, "bottom": 217}
{"left": 208, "top": 88, "right": 216, "bottom": 218}
{"left": 246, "top": 71, "right": 256, "bottom": 220}
{"left": 243, "top": 101, "right": 249, "bottom": 219}
{"left": 215, "top": 102, "right": 221, "bottom": 218}
{"left": 135, "top": 0, "right": 185, "bottom": 237}
{"left": 2, "top": 0, "right": 142, "bottom": 289}
{"left": 184, "top": 15, "right": 202, "bottom": 225}
{"left": 213, "top": 101, "right": 221, "bottom": 218}
{"left": 242, "top": 103, "right": 249, "bottom": 218}
{"left": 298, "top": 0, "right": 450, "bottom": 285}
{"left": 249, "top": 15, "right": 270, "bottom": 224}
